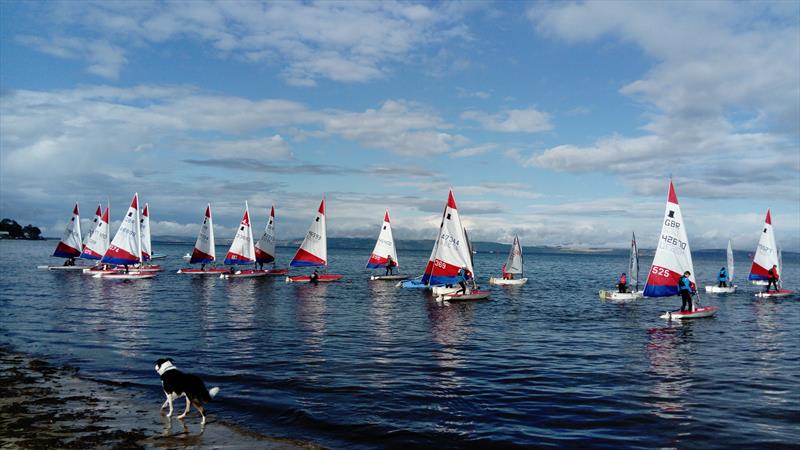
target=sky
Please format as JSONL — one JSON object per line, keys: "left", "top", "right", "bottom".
{"left": 1, "top": 0, "right": 798, "bottom": 251}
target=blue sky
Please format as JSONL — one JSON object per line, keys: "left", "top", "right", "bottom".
{"left": 1, "top": 0, "right": 798, "bottom": 250}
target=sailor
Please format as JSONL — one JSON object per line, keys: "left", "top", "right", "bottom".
{"left": 718, "top": 267, "right": 727, "bottom": 287}
{"left": 385, "top": 255, "right": 396, "bottom": 276}
{"left": 618, "top": 272, "right": 627, "bottom": 293}
{"left": 200, "top": 263, "right": 206, "bottom": 271}
{"left": 310, "top": 268, "right": 319, "bottom": 284}
{"left": 767, "top": 265, "right": 779, "bottom": 292}
{"left": 678, "top": 271, "right": 693, "bottom": 312}
{"left": 502, "top": 264, "right": 513, "bottom": 280}
{"left": 457, "top": 266, "right": 469, "bottom": 294}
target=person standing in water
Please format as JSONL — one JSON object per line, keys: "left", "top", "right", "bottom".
{"left": 718, "top": 267, "right": 728, "bottom": 287}
{"left": 618, "top": 273, "right": 627, "bottom": 293}
{"left": 679, "top": 271, "right": 694, "bottom": 312}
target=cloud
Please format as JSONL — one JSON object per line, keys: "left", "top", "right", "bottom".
{"left": 27, "top": 1, "right": 471, "bottom": 85}
{"left": 182, "top": 158, "right": 438, "bottom": 178}
{"left": 461, "top": 107, "right": 552, "bottom": 133}
{"left": 16, "top": 35, "right": 127, "bottom": 79}
{"left": 449, "top": 143, "right": 497, "bottom": 158}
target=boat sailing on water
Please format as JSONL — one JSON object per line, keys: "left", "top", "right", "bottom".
{"left": 254, "top": 205, "right": 288, "bottom": 276}
{"left": 95, "top": 193, "right": 156, "bottom": 279}
{"left": 704, "top": 239, "right": 737, "bottom": 294}
{"left": 220, "top": 202, "right": 267, "bottom": 279}
{"left": 599, "top": 232, "right": 643, "bottom": 300}
{"left": 136, "top": 203, "right": 162, "bottom": 273}
{"left": 749, "top": 210, "right": 793, "bottom": 298}
{"left": 367, "top": 210, "right": 406, "bottom": 281}
{"left": 37, "top": 203, "right": 85, "bottom": 271}
{"left": 178, "top": 204, "right": 226, "bottom": 274}
{"left": 643, "top": 180, "right": 717, "bottom": 320}
{"left": 489, "top": 234, "right": 527, "bottom": 285}
{"left": 286, "top": 199, "right": 343, "bottom": 283}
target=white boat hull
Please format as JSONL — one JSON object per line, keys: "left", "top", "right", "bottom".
{"left": 754, "top": 289, "right": 794, "bottom": 298}
{"left": 599, "top": 290, "right": 643, "bottom": 301}
{"left": 439, "top": 291, "right": 491, "bottom": 301}
{"left": 660, "top": 306, "right": 718, "bottom": 320}
{"left": 370, "top": 274, "right": 408, "bottom": 281}
{"left": 93, "top": 272, "right": 156, "bottom": 279}
{"left": 750, "top": 280, "right": 769, "bottom": 286}
{"left": 431, "top": 285, "right": 460, "bottom": 296}
{"left": 488, "top": 277, "right": 528, "bottom": 285}
{"left": 704, "top": 285, "right": 737, "bottom": 294}
{"left": 219, "top": 270, "right": 269, "bottom": 279}
{"left": 37, "top": 265, "right": 87, "bottom": 271}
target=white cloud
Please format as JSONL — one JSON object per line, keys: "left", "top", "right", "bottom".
{"left": 16, "top": 35, "right": 127, "bottom": 79}
{"left": 461, "top": 107, "right": 552, "bottom": 133}
{"left": 449, "top": 144, "right": 496, "bottom": 158}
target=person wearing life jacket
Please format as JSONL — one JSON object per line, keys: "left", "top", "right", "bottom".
{"left": 618, "top": 273, "right": 627, "bottom": 293}
{"left": 310, "top": 268, "right": 319, "bottom": 284}
{"left": 502, "top": 263, "right": 512, "bottom": 280}
{"left": 458, "top": 266, "right": 469, "bottom": 294}
{"left": 767, "top": 265, "right": 779, "bottom": 292}
{"left": 678, "top": 271, "right": 694, "bottom": 312}
{"left": 718, "top": 267, "right": 728, "bottom": 287}
{"left": 385, "top": 255, "right": 396, "bottom": 276}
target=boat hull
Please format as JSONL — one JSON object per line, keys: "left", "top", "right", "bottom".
{"left": 599, "top": 290, "right": 643, "bottom": 301}
{"left": 286, "top": 275, "right": 343, "bottom": 283}
{"left": 489, "top": 277, "right": 528, "bottom": 285}
{"left": 220, "top": 270, "right": 269, "bottom": 279}
{"left": 370, "top": 274, "right": 409, "bottom": 281}
{"left": 439, "top": 291, "right": 491, "bottom": 301}
{"left": 704, "top": 285, "right": 737, "bottom": 294}
{"left": 177, "top": 268, "right": 228, "bottom": 275}
{"left": 93, "top": 272, "right": 156, "bottom": 279}
{"left": 754, "top": 289, "right": 794, "bottom": 298}
{"left": 37, "top": 265, "right": 87, "bottom": 271}
{"left": 660, "top": 306, "right": 718, "bottom": 320}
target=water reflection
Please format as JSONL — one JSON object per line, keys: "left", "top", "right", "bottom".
{"left": 292, "top": 284, "right": 329, "bottom": 375}
{"left": 645, "top": 324, "right": 692, "bottom": 424}
{"left": 222, "top": 279, "right": 258, "bottom": 355}
{"left": 368, "top": 280, "right": 395, "bottom": 342}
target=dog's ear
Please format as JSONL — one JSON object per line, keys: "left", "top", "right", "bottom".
{"left": 166, "top": 357, "right": 174, "bottom": 363}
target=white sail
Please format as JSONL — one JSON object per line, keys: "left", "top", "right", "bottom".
{"left": 224, "top": 202, "right": 256, "bottom": 265}
{"left": 81, "top": 206, "right": 110, "bottom": 260}
{"left": 749, "top": 210, "right": 779, "bottom": 282}
{"left": 101, "top": 193, "right": 142, "bottom": 265}
{"left": 82, "top": 204, "right": 102, "bottom": 250}
{"left": 628, "top": 232, "right": 640, "bottom": 291}
{"left": 421, "top": 190, "right": 473, "bottom": 285}
{"left": 290, "top": 199, "right": 327, "bottom": 267}
{"left": 53, "top": 203, "right": 82, "bottom": 258}
{"left": 504, "top": 234, "right": 524, "bottom": 275}
{"left": 140, "top": 203, "right": 152, "bottom": 262}
{"left": 190, "top": 204, "right": 215, "bottom": 264}
{"left": 643, "top": 180, "right": 694, "bottom": 297}
{"left": 367, "top": 210, "right": 398, "bottom": 269}
{"left": 255, "top": 205, "right": 276, "bottom": 264}
{"left": 726, "top": 239, "right": 734, "bottom": 282}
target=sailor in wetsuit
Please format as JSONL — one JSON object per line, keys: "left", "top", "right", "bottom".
{"left": 718, "top": 267, "right": 727, "bottom": 287}
{"left": 766, "top": 265, "right": 779, "bottom": 292}
{"left": 457, "top": 267, "right": 470, "bottom": 294}
{"left": 385, "top": 255, "right": 396, "bottom": 276}
{"left": 679, "top": 271, "right": 694, "bottom": 312}
{"left": 618, "top": 273, "right": 627, "bottom": 293}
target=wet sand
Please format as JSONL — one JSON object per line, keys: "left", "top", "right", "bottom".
{"left": 0, "top": 346, "right": 320, "bottom": 449}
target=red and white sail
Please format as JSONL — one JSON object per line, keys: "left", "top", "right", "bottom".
{"left": 224, "top": 202, "right": 256, "bottom": 265}
{"left": 643, "top": 180, "right": 695, "bottom": 297}
{"left": 190, "top": 204, "right": 215, "bottom": 264}
{"left": 420, "top": 190, "right": 474, "bottom": 285}
{"left": 748, "top": 210, "right": 779, "bottom": 282}
{"left": 140, "top": 203, "right": 152, "bottom": 262}
{"left": 101, "top": 193, "right": 142, "bottom": 265}
{"left": 290, "top": 199, "right": 327, "bottom": 267}
{"left": 367, "top": 210, "right": 398, "bottom": 269}
{"left": 80, "top": 206, "right": 110, "bottom": 260}
{"left": 255, "top": 205, "right": 276, "bottom": 264}
{"left": 81, "top": 204, "right": 102, "bottom": 251}
{"left": 53, "top": 203, "right": 83, "bottom": 258}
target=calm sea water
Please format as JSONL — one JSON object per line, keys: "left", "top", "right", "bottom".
{"left": 1, "top": 240, "right": 798, "bottom": 448}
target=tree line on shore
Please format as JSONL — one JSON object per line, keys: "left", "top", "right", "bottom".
{"left": 0, "top": 219, "right": 43, "bottom": 239}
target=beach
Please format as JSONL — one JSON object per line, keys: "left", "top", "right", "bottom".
{"left": 0, "top": 346, "right": 319, "bottom": 449}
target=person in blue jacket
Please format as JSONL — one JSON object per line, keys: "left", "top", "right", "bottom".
{"left": 718, "top": 267, "right": 728, "bottom": 287}
{"left": 457, "top": 266, "right": 469, "bottom": 294}
{"left": 679, "top": 271, "right": 694, "bottom": 312}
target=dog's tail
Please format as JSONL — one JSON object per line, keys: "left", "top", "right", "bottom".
{"left": 208, "top": 387, "right": 220, "bottom": 400}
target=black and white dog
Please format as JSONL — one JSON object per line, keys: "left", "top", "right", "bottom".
{"left": 154, "top": 358, "right": 219, "bottom": 424}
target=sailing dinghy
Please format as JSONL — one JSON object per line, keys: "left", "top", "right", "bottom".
{"left": 38, "top": 203, "right": 86, "bottom": 271}
{"left": 489, "top": 235, "right": 527, "bottom": 285}
{"left": 220, "top": 202, "right": 267, "bottom": 279}
{"left": 94, "top": 193, "right": 156, "bottom": 279}
{"left": 704, "top": 239, "right": 737, "bottom": 293}
{"left": 286, "top": 199, "right": 343, "bottom": 283}
{"left": 368, "top": 210, "right": 407, "bottom": 281}
{"left": 750, "top": 210, "right": 793, "bottom": 298}
{"left": 254, "top": 205, "right": 288, "bottom": 276}
{"left": 177, "top": 204, "right": 226, "bottom": 274}
{"left": 80, "top": 205, "right": 113, "bottom": 274}
{"left": 599, "top": 232, "right": 643, "bottom": 300}
{"left": 136, "top": 203, "right": 162, "bottom": 272}
{"left": 643, "top": 180, "right": 717, "bottom": 320}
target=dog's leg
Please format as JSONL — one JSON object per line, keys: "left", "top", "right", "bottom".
{"left": 192, "top": 399, "right": 207, "bottom": 425}
{"left": 161, "top": 392, "right": 170, "bottom": 411}
{"left": 166, "top": 393, "right": 175, "bottom": 417}
{"left": 177, "top": 396, "right": 191, "bottom": 419}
